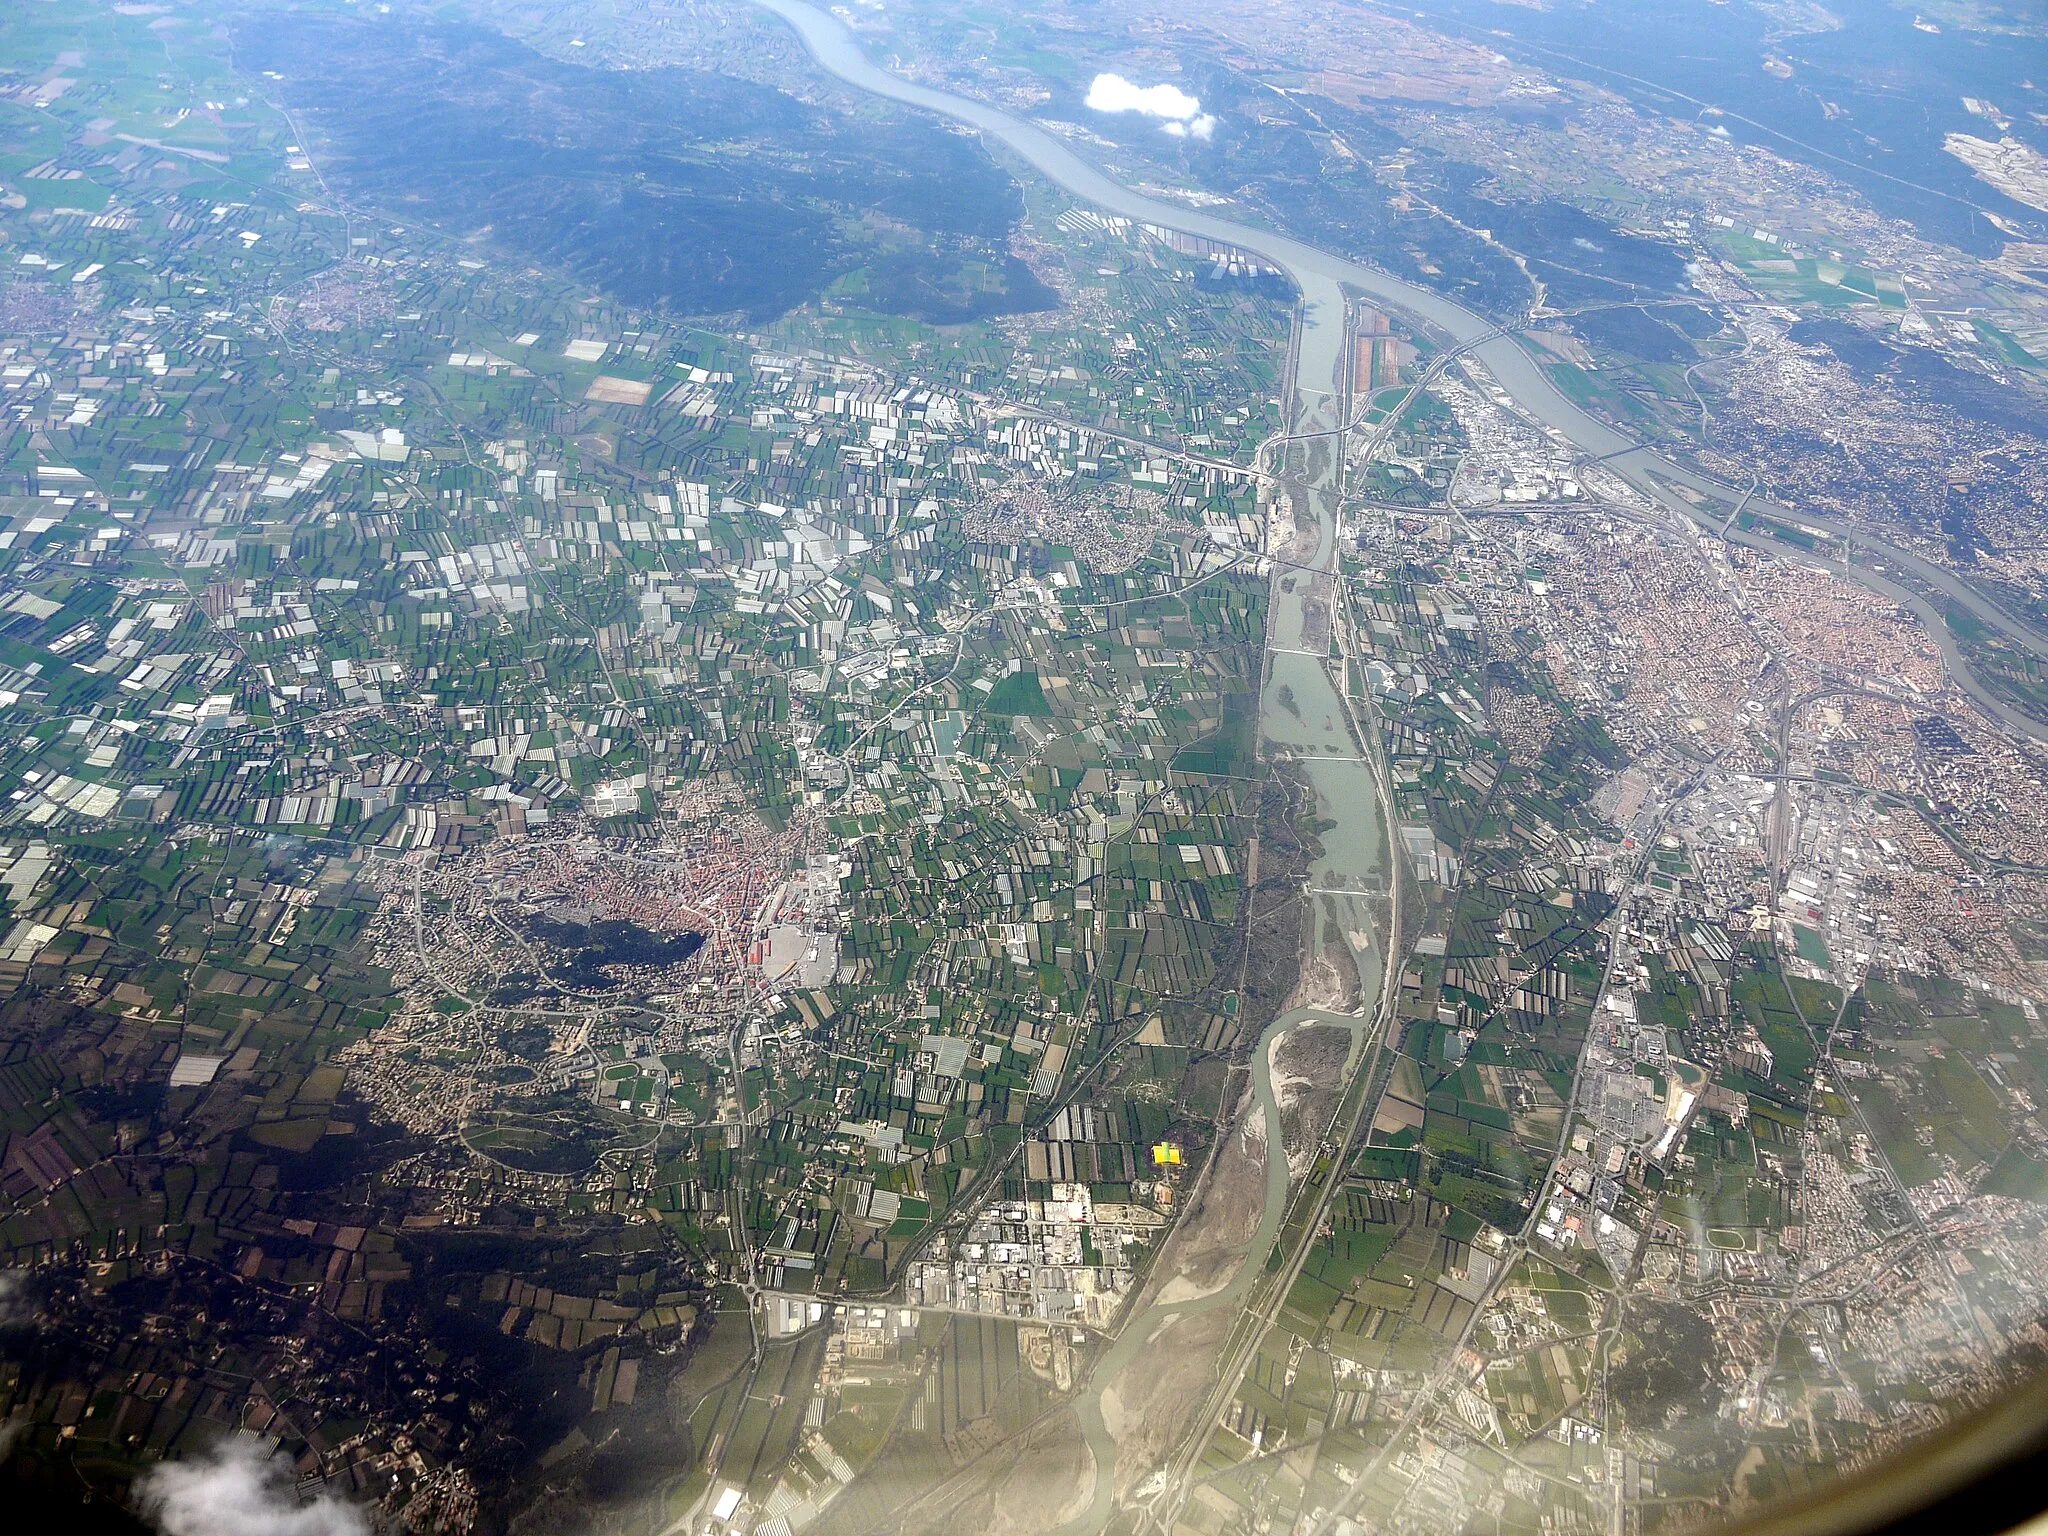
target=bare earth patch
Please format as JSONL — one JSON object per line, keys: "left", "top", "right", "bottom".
{"left": 1271, "top": 1023, "right": 1351, "bottom": 1178}
{"left": 902, "top": 1414, "right": 1096, "bottom": 1536}
{"left": 585, "top": 374, "right": 653, "bottom": 405}
{"left": 1100, "top": 1304, "right": 1233, "bottom": 1500}
{"left": 1150, "top": 1074, "right": 1265, "bottom": 1306}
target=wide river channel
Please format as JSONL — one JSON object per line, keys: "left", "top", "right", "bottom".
{"left": 757, "top": 0, "right": 2048, "bottom": 744}
{"left": 750, "top": 3, "right": 1396, "bottom": 1520}
{"left": 745, "top": 0, "right": 2048, "bottom": 1522}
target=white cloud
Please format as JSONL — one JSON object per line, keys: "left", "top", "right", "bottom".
{"left": 1085, "top": 73, "right": 1199, "bottom": 119}
{"left": 1084, "top": 73, "right": 1216, "bottom": 139}
{"left": 140, "top": 1438, "right": 370, "bottom": 1536}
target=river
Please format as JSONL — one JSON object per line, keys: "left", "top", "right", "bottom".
{"left": 755, "top": 0, "right": 2048, "bottom": 744}
{"left": 1053, "top": 1005, "right": 1367, "bottom": 1535}
{"left": 744, "top": 1, "right": 1411, "bottom": 1523}
{"left": 742, "top": 0, "right": 2036, "bottom": 1523}
{"left": 1040, "top": 304, "right": 1390, "bottom": 1530}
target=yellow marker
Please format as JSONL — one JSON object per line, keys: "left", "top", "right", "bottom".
{"left": 1152, "top": 1143, "right": 1182, "bottom": 1167}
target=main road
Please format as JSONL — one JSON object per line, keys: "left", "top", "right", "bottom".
{"left": 754, "top": 0, "right": 2048, "bottom": 741}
